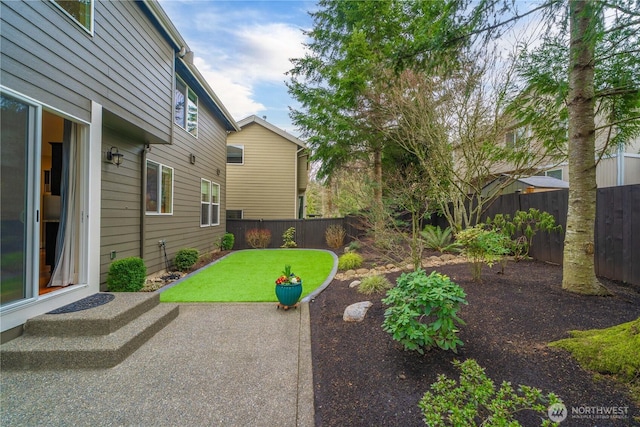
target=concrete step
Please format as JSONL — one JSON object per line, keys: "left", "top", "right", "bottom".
{"left": 23, "top": 293, "right": 162, "bottom": 337}
{"left": 0, "top": 296, "right": 180, "bottom": 370}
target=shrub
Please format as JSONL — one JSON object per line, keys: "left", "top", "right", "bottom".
{"left": 325, "top": 224, "right": 346, "bottom": 249}
{"left": 338, "top": 252, "right": 363, "bottom": 270}
{"left": 420, "top": 225, "right": 461, "bottom": 253}
{"left": 107, "top": 257, "right": 147, "bottom": 292}
{"left": 485, "top": 209, "right": 562, "bottom": 261}
{"left": 281, "top": 227, "right": 298, "bottom": 248}
{"left": 221, "top": 233, "right": 235, "bottom": 250}
{"left": 358, "top": 275, "right": 392, "bottom": 295}
{"left": 174, "top": 248, "right": 199, "bottom": 271}
{"left": 382, "top": 270, "right": 467, "bottom": 354}
{"left": 347, "top": 240, "right": 361, "bottom": 252}
{"left": 245, "top": 228, "right": 271, "bottom": 248}
{"left": 456, "top": 225, "right": 510, "bottom": 281}
{"left": 419, "top": 359, "right": 563, "bottom": 426}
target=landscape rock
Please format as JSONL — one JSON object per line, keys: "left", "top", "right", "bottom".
{"left": 356, "top": 268, "right": 369, "bottom": 275}
{"left": 440, "top": 254, "right": 457, "bottom": 261}
{"left": 349, "top": 280, "right": 361, "bottom": 289}
{"left": 343, "top": 301, "right": 373, "bottom": 322}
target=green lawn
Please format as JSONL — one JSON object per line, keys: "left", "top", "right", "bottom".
{"left": 159, "top": 249, "right": 336, "bottom": 302}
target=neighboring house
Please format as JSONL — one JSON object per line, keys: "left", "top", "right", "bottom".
{"left": 0, "top": 0, "right": 237, "bottom": 337}
{"left": 536, "top": 137, "right": 640, "bottom": 188}
{"left": 226, "top": 115, "right": 309, "bottom": 220}
{"left": 492, "top": 124, "right": 640, "bottom": 189}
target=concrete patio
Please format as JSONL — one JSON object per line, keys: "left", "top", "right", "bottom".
{"left": 1, "top": 303, "right": 314, "bottom": 427}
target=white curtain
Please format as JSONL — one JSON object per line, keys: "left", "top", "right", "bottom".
{"left": 49, "top": 121, "right": 80, "bottom": 287}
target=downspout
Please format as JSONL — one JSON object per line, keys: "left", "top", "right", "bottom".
{"left": 141, "top": 144, "right": 148, "bottom": 259}
{"left": 296, "top": 147, "right": 305, "bottom": 219}
{"left": 617, "top": 142, "right": 624, "bottom": 186}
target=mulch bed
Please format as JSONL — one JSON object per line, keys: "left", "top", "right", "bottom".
{"left": 309, "top": 253, "right": 640, "bottom": 426}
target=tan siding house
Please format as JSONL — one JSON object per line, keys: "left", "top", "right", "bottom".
{"left": 226, "top": 116, "right": 308, "bottom": 220}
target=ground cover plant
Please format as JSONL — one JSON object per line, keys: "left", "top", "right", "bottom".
{"left": 549, "top": 318, "right": 640, "bottom": 402}
{"left": 159, "top": 249, "right": 334, "bottom": 302}
{"left": 310, "top": 245, "right": 640, "bottom": 426}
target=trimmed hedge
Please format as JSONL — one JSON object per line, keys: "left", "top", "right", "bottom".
{"left": 107, "top": 257, "right": 147, "bottom": 292}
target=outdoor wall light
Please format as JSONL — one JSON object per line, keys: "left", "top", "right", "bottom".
{"left": 107, "top": 146, "right": 124, "bottom": 167}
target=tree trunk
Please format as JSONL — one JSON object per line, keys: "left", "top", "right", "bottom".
{"left": 562, "top": 0, "right": 609, "bottom": 295}
{"left": 373, "top": 147, "right": 383, "bottom": 210}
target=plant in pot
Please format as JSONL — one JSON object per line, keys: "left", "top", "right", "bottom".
{"left": 275, "top": 265, "right": 303, "bottom": 310}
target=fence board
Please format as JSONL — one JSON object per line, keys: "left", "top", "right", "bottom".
{"left": 226, "top": 217, "right": 361, "bottom": 250}
{"left": 226, "top": 185, "right": 639, "bottom": 286}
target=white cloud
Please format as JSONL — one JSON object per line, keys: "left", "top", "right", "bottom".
{"left": 192, "top": 57, "right": 265, "bottom": 119}
{"left": 233, "top": 23, "right": 308, "bottom": 81}
{"left": 190, "top": 21, "right": 307, "bottom": 120}
{"left": 159, "top": 0, "right": 310, "bottom": 128}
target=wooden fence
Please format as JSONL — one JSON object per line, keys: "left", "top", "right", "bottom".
{"left": 478, "top": 184, "right": 640, "bottom": 286}
{"left": 226, "top": 184, "right": 639, "bottom": 286}
{"left": 226, "top": 216, "right": 362, "bottom": 250}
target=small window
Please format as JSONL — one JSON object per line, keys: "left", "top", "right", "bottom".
{"left": 505, "top": 128, "right": 526, "bottom": 149}
{"left": 175, "top": 77, "right": 198, "bottom": 137}
{"left": 201, "top": 179, "right": 211, "bottom": 226}
{"left": 53, "top": 0, "right": 93, "bottom": 32}
{"left": 200, "top": 179, "right": 220, "bottom": 226}
{"left": 146, "top": 160, "right": 173, "bottom": 214}
{"left": 545, "top": 169, "right": 563, "bottom": 180}
{"left": 227, "top": 145, "right": 244, "bottom": 164}
{"left": 227, "top": 210, "right": 243, "bottom": 219}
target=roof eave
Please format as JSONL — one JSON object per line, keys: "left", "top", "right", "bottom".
{"left": 237, "top": 115, "right": 306, "bottom": 148}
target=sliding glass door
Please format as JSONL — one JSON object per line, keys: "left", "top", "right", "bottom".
{"left": 1, "top": 92, "right": 39, "bottom": 306}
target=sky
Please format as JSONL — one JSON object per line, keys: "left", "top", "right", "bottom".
{"left": 158, "top": 0, "right": 315, "bottom": 137}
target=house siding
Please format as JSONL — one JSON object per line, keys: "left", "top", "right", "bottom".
{"left": 100, "top": 128, "right": 143, "bottom": 286}
{"left": 142, "top": 104, "right": 229, "bottom": 276}
{"left": 0, "top": 0, "right": 173, "bottom": 142}
{"left": 227, "top": 123, "right": 298, "bottom": 219}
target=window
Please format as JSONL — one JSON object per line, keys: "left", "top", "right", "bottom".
{"left": 227, "top": 210, "right": 243, "bottom": 219}
{"left": 227, "top": 145, "right": 244, "bottom": 164}
{"left": 146, "top": 160, "right": 173, "bottom": 214}
{"left": 545, "top": 169, "right": 563, "bottom": 180}
{"left": 505, "top": 127, "right": 526, "bottom": 149}
{"left": 174, "top": 77, "right": 198, "bottom": 137}
{"left": 200, "top": 179, "right": 220, "bottom": 226}
{"left": 53, "top": 0, "right": 93, "bottom": 32}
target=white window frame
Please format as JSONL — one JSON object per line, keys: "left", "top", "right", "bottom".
{"left": 146, "top": 160, "right": 174, "bottom": 215}
{"left": 174, "top": 76, "right": 198, "bottom": 138}
{"left": 200, "top": 179, "right": 220, "bottom": 227}
{"left": 51, "top": 0, "right": 94, "bottom": 34}
{"left": 227, "top": 145, "right": 244, "bottom": 165}
{"left": 505, "top": 127, "right": 526, "bottom": 149}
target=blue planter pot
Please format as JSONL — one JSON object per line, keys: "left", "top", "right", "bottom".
{"left": 275, "top": 282, "right": 303, "bottom": 307}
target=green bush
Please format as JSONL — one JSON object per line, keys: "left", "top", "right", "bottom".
{"left": 174, "top": 248, "right": 199, "bottom": 272}
{"left": 221, "top": 233, "right": 235, "bottom": 250}
{"left": 485, "top": 209, "right": 562, "bottom": 261}
{"left": 347, "top": 240, "right": 361, "bottom": 252}
{"left": 382, "top": 270, "right": 467, "bottom": 354}
{"left": 456, "top": 225, "right": 511, "bottom": 281}
{"left": 107, "top": 257, "right": 147, "bottom": 292}
{"left": 358, "top": 275, "right": 392, "bottom": 295}
{"left": 420, "top": 225, "right": 461, "bottom": 253}
{"left": 338, "top": 252, "right": 364, "bottom": 270}
{"left": 419, "top": 359, "right": 562, "bottom": 426}
{"left": 281, "top": 227, "right": 298, "bottom": 248}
